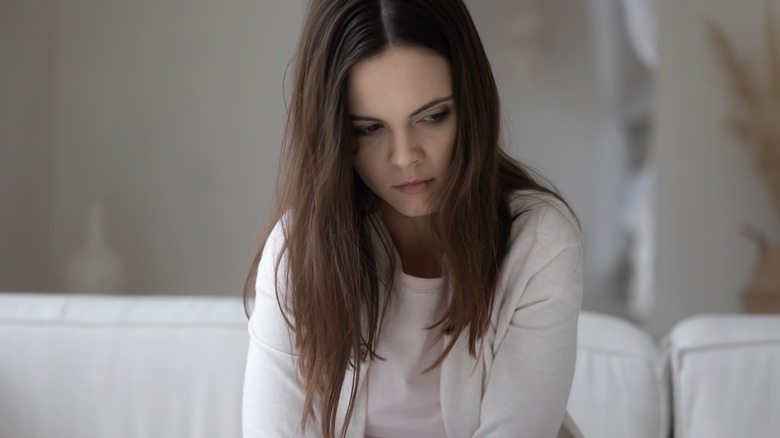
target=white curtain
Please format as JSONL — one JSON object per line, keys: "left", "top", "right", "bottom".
{"left": 587, "top": 0, "right": 658, "bottom": 321}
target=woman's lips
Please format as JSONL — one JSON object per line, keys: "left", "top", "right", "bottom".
{"left": 393, "top": 179, "right": 434, "bottom": 195}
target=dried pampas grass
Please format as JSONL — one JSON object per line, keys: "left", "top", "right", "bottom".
{"left": 709, "top": 5, "right": 780, "bottom": 312}
{"left": 706, "top": 4, "right": 780, "bottom": 213}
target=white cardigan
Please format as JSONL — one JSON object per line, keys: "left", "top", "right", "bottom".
{"left": 243, "top": 192, "right": 584, "bottom": 437}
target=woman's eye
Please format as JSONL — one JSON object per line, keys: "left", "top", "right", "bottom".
{"left": 354, "top": 124, "right": 382, "bottom": 137}
{"left": 422, "top": 108, "right": 451, "bottom": 124}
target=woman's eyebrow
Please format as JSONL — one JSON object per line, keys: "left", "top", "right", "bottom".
{"left": 409, "top": 95, "right": 454, "bottom": 117}
{"left": 349, "top": 95, "right": 454, "bottom": 122}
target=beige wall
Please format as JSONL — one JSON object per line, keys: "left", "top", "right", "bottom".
{"left": 48, "top": 0, "right": 306, "bottom": 295}
{"left": 648, "top": 0, "right": 780, "bottom": 336}
{"left": 0, "top": 1, "right": 56, "bottom": 292}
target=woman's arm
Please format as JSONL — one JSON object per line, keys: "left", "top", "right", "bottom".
{"left": 242, "top": 220, "right": 318, "bottom": 438}
{"left": 474, "top": 202, "right": 584, "bottom": 437}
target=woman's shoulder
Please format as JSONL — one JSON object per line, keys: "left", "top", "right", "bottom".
{"left": 265, "top": 214, "right": 288, "bottom": 248}
{"left": 256, "top": 214, "right": 290, "bottom": 288}
{"left": 497, "top": 190, "right": 583, "bottom": 309}
{"left": 506, "top": 189, "right": 580, "bottom": 244}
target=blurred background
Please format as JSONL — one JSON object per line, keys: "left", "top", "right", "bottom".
{"left": 2, "top": 0, "right": 779, "bottom": 337}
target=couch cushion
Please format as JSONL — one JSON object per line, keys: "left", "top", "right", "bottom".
{"left": 568, "top": 312, "right": 670, "bottom": 438}
{"left": 664, "top": 314, "right": 780, "bottom": 438}
{"left": 0, "top": 292, "right": 249, "bottom": 438}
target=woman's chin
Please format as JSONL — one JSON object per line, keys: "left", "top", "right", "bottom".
{"left": 381, "top": 201, "right": 433, "bottom": 220}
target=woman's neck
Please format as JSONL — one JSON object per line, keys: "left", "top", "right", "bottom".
{"left": 380, "top": 205, "right": 442, "bottom": 278}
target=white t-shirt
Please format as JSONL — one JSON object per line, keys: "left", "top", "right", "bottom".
{"left": 364, "top": 269, "right": 448, "bottom": 438}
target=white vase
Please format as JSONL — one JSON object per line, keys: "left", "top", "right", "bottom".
{"left": 741, "top": 226, "right": 780, "bottom": 313}
{"left": 64, "top": 200, "right": 128, "bottom": 294}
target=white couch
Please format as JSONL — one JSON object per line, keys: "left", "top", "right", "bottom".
{"left": 1, "top": 292, "right": 778, "bottom": 438}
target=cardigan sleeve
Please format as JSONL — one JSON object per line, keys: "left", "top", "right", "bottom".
{"left": 242, "top": 220, "right": 319, "bottom": 438}
{"left": 473, "top": 200, "right": 584, "bottom": 438}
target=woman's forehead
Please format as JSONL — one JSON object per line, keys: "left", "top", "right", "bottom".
{"left": 347, "top": 46, "right": 452, "bottom": 117}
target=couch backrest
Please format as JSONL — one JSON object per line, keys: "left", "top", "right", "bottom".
{"left": 570, "top": 312, "right": 670, "bottom": 438}
{"left": 0, "top": 293, "right": 248, "bottom": 438}
{"left": 0, "top": 293, "right": 670, "bottom": 438}
{"left": 664, "top": 314, "right": 780, "bottom": 438}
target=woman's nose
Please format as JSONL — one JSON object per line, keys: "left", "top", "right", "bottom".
{"left": 389, "top": 131, "right": 423, "bottom": 168}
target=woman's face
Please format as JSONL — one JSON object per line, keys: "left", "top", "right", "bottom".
{"left": 348, "top": 45, "right": 456, "bottom": 219}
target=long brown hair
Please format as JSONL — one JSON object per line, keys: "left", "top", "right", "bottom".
{"left": 243, "top": 1, "right": 575, "bottom": 436}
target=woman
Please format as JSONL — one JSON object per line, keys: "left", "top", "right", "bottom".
{"left": 242, "top": 1, "right": 584, "bottom": 437}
